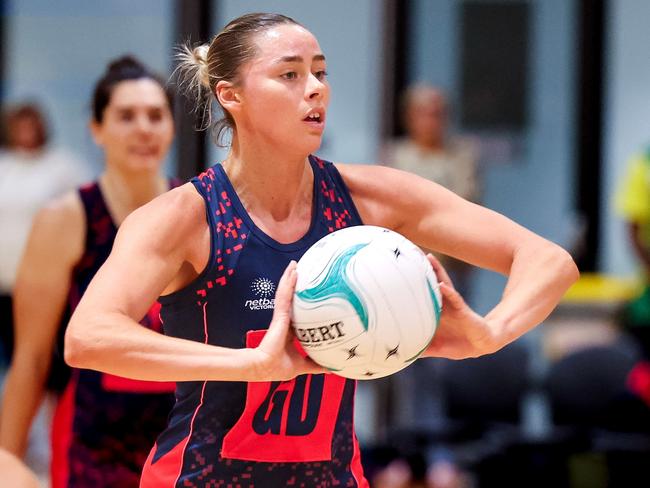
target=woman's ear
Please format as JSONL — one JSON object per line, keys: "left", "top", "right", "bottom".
{"left": 89, "top": 119, "right": 103, "bottom": 147}
{"left": 215, "top": 80, "right": 241, "bottom": 115}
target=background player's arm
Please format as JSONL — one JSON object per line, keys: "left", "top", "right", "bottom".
{"left": 0, "top": 448, "right": 40, "bottom": 488}
{"left": 338, "top": 163, "right": 579, "bottom": 359}
{"left": 0, "top": 193, "right": 84, "bottom": 457}
{"left": 65, "top": 184, "right": 322, "bottom": 382}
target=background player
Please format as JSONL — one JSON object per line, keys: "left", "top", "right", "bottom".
{"left": 0, "top": 56, "right": 178, "bottom": 487}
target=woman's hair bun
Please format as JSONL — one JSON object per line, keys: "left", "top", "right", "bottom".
{"left": 106, "top": 55, "right": 145, "bottom": 74}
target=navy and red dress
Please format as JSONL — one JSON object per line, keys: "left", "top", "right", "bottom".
{"left": 51, "top": 181, "right": 178, "bottom": 488}
{"left": 141, "top": 156, "right": 369, "bottom": 488}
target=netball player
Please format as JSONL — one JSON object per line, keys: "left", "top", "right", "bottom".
{"left": 0, "top": 56, "right": 177, "bottom": 487}
{"left": 64, "top": 13, "right": 578, "bottom": 487}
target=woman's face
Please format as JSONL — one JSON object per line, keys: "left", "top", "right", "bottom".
{"left": 406, "top": 91, "right": 447, "bottom": 146}
{"left": 91, "top": 78, "right": 174, "bottom": 172}
{"left": 231, "top": 24, "right": 330, "bottom": 154}
{"left": 9, "top": 115, "right": 43, "bottom": 152}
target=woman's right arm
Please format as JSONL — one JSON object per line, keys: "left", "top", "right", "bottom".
{"left": 0, "top": 193, "right": 84, "bottom": 457}
{"left": 64, "top": 184, "right": 322, "bottom": 383}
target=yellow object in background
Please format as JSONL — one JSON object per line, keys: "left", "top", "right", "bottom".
{"left": 563, "top": 273, "right": 642, "bottom": 304}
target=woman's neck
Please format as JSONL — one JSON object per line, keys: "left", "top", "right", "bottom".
{"left": 413, "top": 134, "right": 445, "bottom": 153}
{"left": 99, "top": 167, "right": 167, "bottom": 225}
{"left": 223, "top": 139, "right": 313, "bottom": 223}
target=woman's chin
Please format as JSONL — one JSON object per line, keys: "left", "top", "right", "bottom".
{"left": 302, "top": 134, "right": 324, "bottom": 154}
{"left": 121, "top": 159, "right": 165, "bottom": 173}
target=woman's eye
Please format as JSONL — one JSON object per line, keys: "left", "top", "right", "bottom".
{"left": 149, "top": 111, "right": 163, "bottom": 123}
{"left": 314, "top": 70, "right": 328, "bottom": 81}
{"left": 282, "top": 72, "right": 298, "bottom": 80}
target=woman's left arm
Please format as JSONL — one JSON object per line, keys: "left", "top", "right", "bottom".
{"left": 337, "top": 164, "right": 579, "bottom": 359}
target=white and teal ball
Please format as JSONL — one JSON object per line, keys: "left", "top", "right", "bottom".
{"left": 292, "top": 225, "right": 442, "bottom": 380}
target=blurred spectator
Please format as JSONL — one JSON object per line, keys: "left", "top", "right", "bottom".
{"left": 615, "top": 147, "right": 650, "bottom": 423}
{"left": 426, "top": 458, "right": 465, "bottom": 488}
{"left": 382, "top": 84, "right": 479, "bottom": 202}
{"left": 0, "top": 56, "right": 177, "bottom": 487}
{"left": 0, "top": 103, "right": 89, "bottom": 367}
{"left": 615, "top": 147, "right": 650, "bottom": 283}
{"left": 372, "top": 455, "right": 466, "bottom": 488}
{"left": 615, "top": 147, "right": 650, "bottom": 348}
{"left": 372, "top": 458, "right": 414, "bottom": 488}
{"left": 381, "top": 84, "right": 480, "bottom": 300}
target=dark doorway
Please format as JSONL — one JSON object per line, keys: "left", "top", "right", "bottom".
{"left": 574, "top": 0, "right": 606, "bottom": 271}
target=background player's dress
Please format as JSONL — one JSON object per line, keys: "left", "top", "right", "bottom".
{"left": 141, "top": 156, "right": 369, "bottom": 488}
{"left": 50, "top": 182, "right": 178, "bottom": 488}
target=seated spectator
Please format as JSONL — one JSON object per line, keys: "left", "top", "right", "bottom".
{"left": 381, "top": 84, "right": 480, "bottom": 300}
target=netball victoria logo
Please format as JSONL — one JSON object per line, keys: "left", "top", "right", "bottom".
{"left": 245, "top": 277, "right": 276, "bottom": 310}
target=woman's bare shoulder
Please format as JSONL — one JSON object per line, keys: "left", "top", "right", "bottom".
{"left": 37, "top": 189, "right": 85, "bottom": 227}
{"left": 35, "top": 190, "right": 85, "bottom": 241}
{"left": 108, "top": 182, "right": 210, "bottom": 286}
{"left": 139, "top": 182, "right": 205, "bottom": 223}
{"left": 24, "top": 189, "right": 86, "bottom": 268}
{"left": 335, "top": 162, "right": 412, "bottom": 195}
{"left": 119, "top": 182, "right": 208, "bottom": 252}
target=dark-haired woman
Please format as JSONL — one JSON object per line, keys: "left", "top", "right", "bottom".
{"left": 0, "top": 56, "right": 177, "bottom": 487}
{"left": 66, "top": 14, "right": 578, "bottom": 487}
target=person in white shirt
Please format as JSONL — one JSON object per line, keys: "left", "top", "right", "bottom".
{"left": 0, "top": 103, "right": 89, "bottom": 365}
{"left": 382, "top": 84, "right": 479, "bottom": 203}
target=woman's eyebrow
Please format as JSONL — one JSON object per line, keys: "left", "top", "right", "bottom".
{"left": 274, "top": 54, "right": 326, "bottom": 64}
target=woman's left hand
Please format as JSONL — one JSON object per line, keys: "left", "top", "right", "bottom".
{"left": 422, "top": 254, "right": 501, "bottom": 359}
{"left": 252, "top": 261, "right": 327, "bottom": 381}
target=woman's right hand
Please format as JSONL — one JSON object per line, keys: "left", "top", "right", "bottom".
{"left": 252, "top": 261, "right": 327, "bottom": 381}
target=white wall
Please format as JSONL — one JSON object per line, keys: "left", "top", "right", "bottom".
{"left": 409, "top": 0, "right": 457, "bottom": 96}
{"left": 209, "top": 0, "right": 384, "bottom": 167}
{"left": 4, "top": 0, "right": 175, "bottom": 176}
{"left": 601, "top": 0, "right": 650, "bottom": 276}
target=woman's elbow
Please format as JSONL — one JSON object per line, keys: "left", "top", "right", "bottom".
{"left": 547, "top": 243, "right": 580, "bottom": 287}
{"left": 64, "top": 315, "right": 96, "bottom": 368}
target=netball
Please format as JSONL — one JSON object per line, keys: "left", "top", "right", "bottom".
{"left": 292, "top": 225, "right": 442, "bottom": 379}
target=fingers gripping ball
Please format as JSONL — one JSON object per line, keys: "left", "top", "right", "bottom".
{"left": 292, "top": 225, "right": 442, "bottom": 379}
